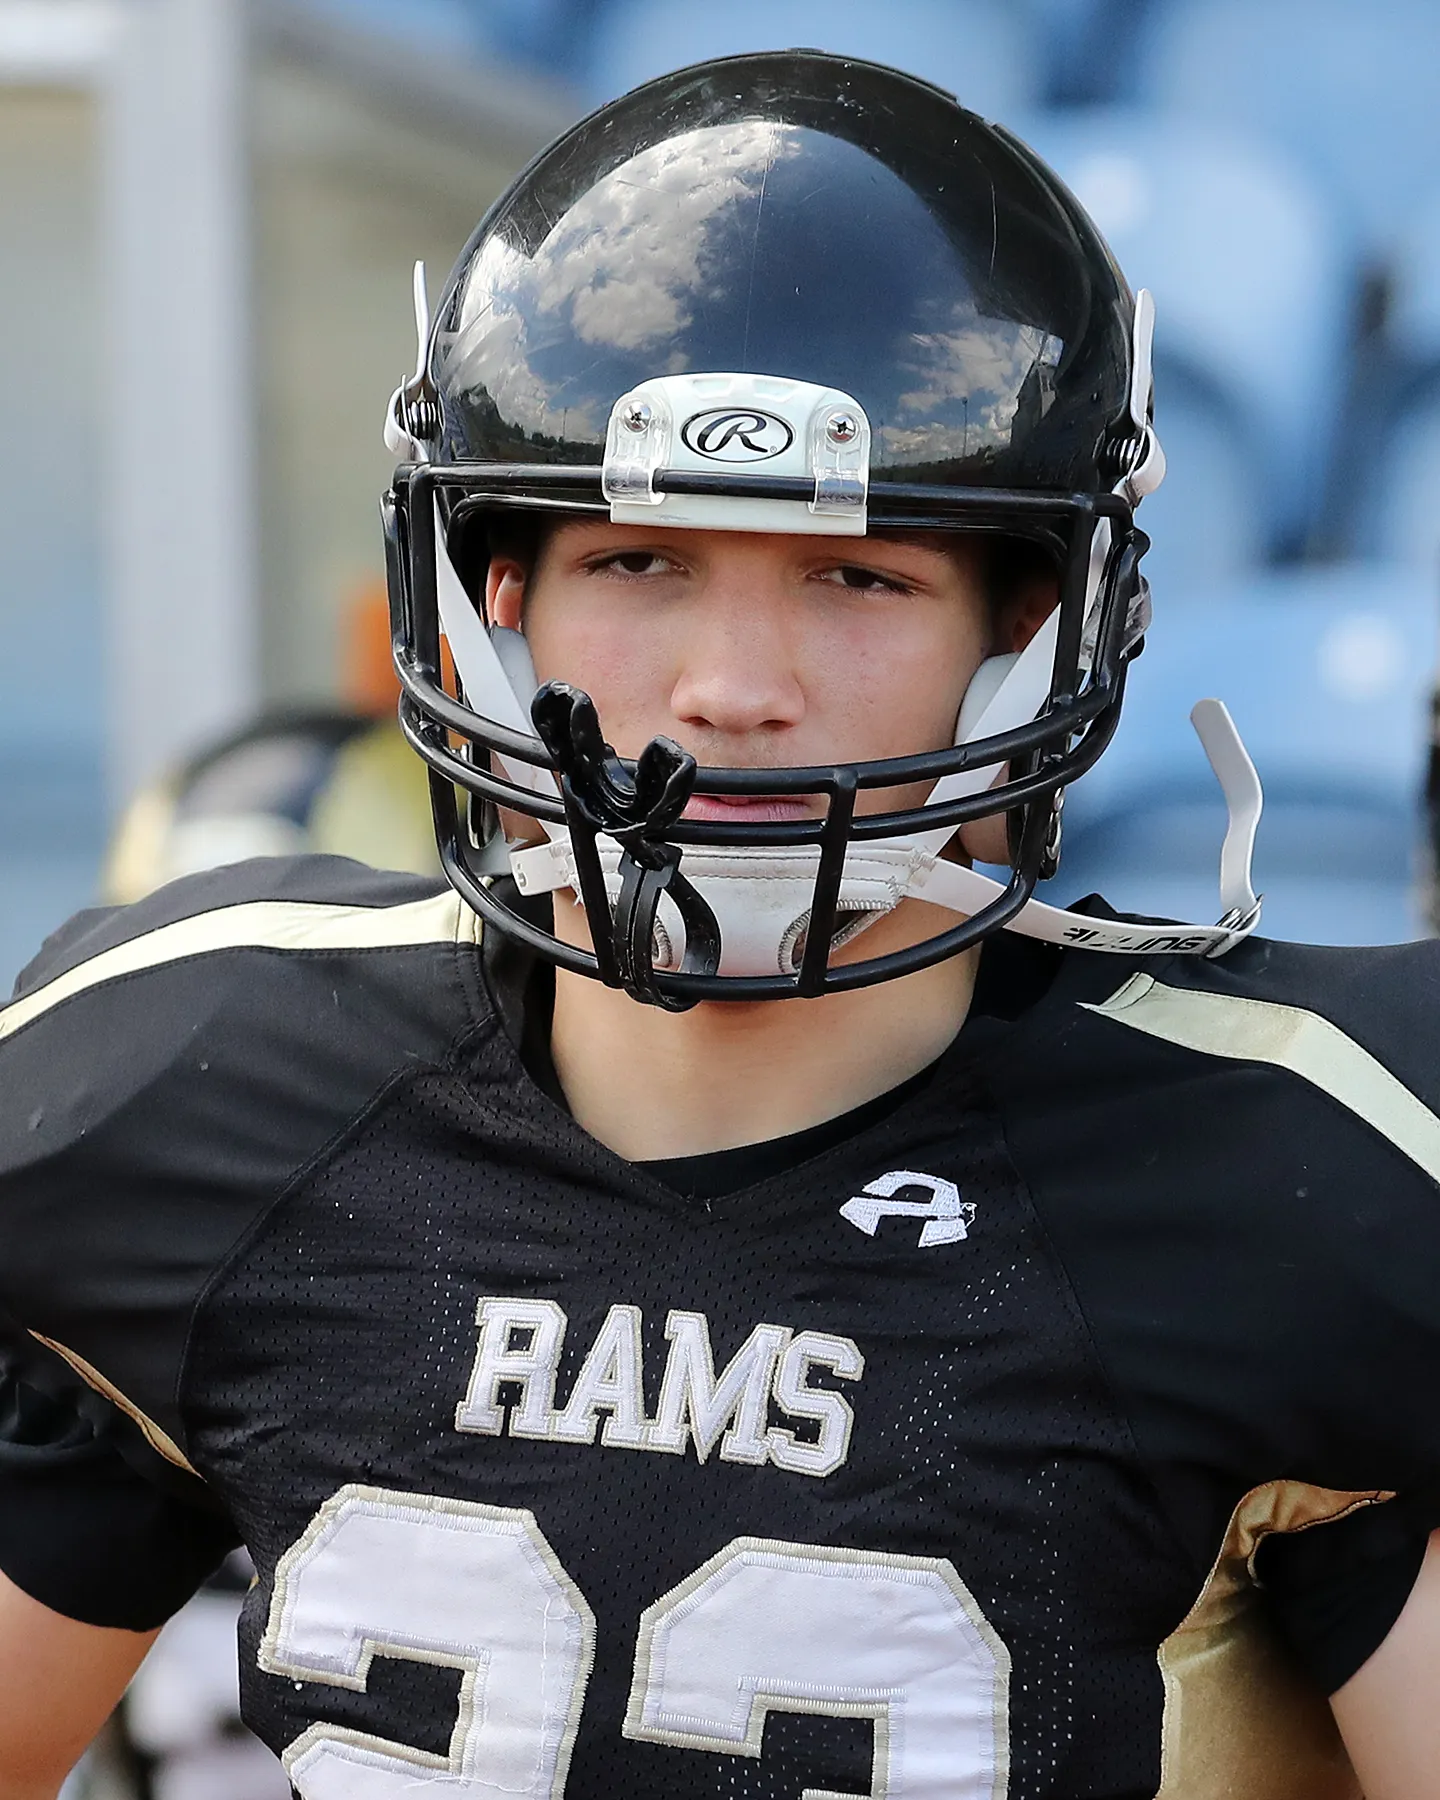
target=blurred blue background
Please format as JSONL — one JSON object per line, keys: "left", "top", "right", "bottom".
{"left": 5, "top": 0, "right": 1440, "bottom": 1003}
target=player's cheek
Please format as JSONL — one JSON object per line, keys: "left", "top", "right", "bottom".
{"left": 525, "top": 598, "right": 671, "bottom": 737}
{"left": 858, "top": 627, "right": 989, "bottom": 817}
{"left": 854, "top": 619, "right": 978, "bottom": 760}
{"left": 582, "top": 639, "right": 684, "bottom": 755}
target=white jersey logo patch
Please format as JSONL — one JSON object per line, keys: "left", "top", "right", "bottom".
{"left": 840, "top": 1169, "right": 976, "bottom": 1248}
{"left": 454, "top": 1300, "right": 863, "bottom": 1479}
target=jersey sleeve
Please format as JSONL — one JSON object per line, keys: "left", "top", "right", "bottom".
{"left": 1236, "top": 937, "right": 1440, "bottom": 1687}
{"left": 1255, "top": 1489, "right": 1436, "bottom": 1693}
{"left": 992, "top": 934, "right": 1440, "bottom": 1692}
{"left": 0, "top": 855, "right": 482, "bottom": 1625}
{"left": 0, "top": 1346, "right": 239, "bottom": 1629}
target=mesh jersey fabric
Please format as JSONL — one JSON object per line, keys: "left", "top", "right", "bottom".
{"left": 1, "top": 857, "right": 1440, "bottom": 1796}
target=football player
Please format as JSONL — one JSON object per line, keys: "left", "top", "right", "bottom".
{"left": 3, "top": 51, "right": 1440, "bottom": 1800}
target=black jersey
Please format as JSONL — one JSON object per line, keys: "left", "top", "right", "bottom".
{"left": 3, "top": 858, "right": 1440, "bottom": 1800}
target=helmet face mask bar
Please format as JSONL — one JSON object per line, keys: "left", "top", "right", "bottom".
{"left": 382, "top": 50, "right": 1263, "bottom": 1007}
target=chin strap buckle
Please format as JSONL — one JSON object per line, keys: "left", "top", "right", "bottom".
{"left": 530, "top": 683, "right": 720, "bottom": 1007}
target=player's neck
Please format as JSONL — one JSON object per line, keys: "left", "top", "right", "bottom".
{"left": 547, "top": 903, "right": 980, "bottom": 1162}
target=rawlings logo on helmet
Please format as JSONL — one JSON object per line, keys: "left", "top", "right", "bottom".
{"left": 680, "top": 408, "right": 795, "bottom": 463}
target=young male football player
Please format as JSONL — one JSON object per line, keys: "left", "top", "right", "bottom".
{"left": 3, "top": 51, "right": 1440, "bottom": 1800}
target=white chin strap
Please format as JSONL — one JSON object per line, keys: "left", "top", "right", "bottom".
{"left": 423, "top": 290, "right": 1262, "bottom": 977}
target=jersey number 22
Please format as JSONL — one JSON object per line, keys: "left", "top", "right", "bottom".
{"left": 260, "top": 1483, "right": 1011, "bottom": 1799}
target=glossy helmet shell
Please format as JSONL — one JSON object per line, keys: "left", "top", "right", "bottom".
{"left": 429, "top": 53, "right": 1136, "bottom": 500}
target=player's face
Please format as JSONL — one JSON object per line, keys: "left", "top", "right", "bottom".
{"left": 488, "top": 521, "right": 1002, "bottom": 824}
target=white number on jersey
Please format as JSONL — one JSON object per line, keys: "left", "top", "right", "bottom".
{"left": 258, "top": 1486, "right": 594, "bottom": 1798}
{"left": 625, "top": 1536, "right": 1009, "bottom": 1799}
{"left": 263, "top": 1484, "right": 1010, "bottom": 1799}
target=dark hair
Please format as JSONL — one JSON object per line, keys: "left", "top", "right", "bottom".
{"left": 445, "top": 509, "right": 548, "bottom": 607}
{"left": 484, "top": 513, "right": 548, "bottom": 570}
{"left": 979, "top": 533, "right": 1061, "bottom": 617}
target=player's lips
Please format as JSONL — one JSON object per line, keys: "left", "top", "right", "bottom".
{"left": 683, "top": 793, "right": 818, "bottom": 823}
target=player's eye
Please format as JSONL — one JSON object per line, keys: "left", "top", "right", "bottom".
{"left": 590, "top": 550, "right": 680, "bottom": 577}
{"left": 817, "top": 564, "right": 912, "bottom": 594}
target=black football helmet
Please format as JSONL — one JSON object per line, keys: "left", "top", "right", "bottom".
{"left": 383, "top": 50, "right": 1258, "bottom": 1008}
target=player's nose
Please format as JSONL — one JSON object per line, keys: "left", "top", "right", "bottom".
{"left": 668, "top": 573, "right": 806, "bottom": 738}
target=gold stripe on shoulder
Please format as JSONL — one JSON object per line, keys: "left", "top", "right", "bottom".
{"left": 1082, "top": 974, "right": 1440, "bottom": 1186}
{"left": 29, "top": 1330, "right": 200, "bottom": 1478}
{"left": 0, "top": 890, "right": 478, "bottom": 1045}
